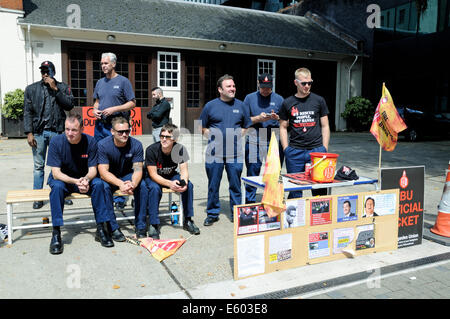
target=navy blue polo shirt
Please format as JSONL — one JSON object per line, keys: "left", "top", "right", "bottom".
{"left": 200, "top": 98, "right": 251, "bottom": 159}
{"left": 97, "top": 136, "right": 144, "bottom": 178}
{"left": 46, "top": 133, "right": 98, "bottom": 178}
{"left": 93, "top": 75, "right": 135, "bottom": 119}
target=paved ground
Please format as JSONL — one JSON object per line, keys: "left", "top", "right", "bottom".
{"left": 0, "top": 132, "right": 449, "bottom": 301}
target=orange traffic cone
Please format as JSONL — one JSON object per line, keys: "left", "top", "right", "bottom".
{"left": 430, "top": 161, "right": 450, "bottom": 238}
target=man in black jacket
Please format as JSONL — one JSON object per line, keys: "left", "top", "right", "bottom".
{"left": 147, "top": 87, "right": 171, "bottom": 143}
{"left": 24, "top": 61, "right": 74, "bottom": 209}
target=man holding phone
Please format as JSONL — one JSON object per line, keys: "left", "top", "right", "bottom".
{"left": 24, "top": 61, "right": 75, "bottom": 210}
{"left": 143, "top": 123, "right": 200, "bottom": 239}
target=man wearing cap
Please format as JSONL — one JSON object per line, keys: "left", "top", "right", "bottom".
{"left": 243, "top": 73, "right": 284, "bottom": 204}
{"left": 279, "top": 67, "right": 330, "bottom": 199}
{"left": 24, "top": 61, "right": 75, "bottom": 210}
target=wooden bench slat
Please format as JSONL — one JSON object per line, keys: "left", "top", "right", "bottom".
{"left": 6, "top": 189, "right": 130, "bottom": 204}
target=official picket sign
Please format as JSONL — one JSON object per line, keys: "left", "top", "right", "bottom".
{"left": 81, "top": 106, "right": 143, "bottom": 136}
{"left": 381, "top": 166, "right": 424, "bottom": 248}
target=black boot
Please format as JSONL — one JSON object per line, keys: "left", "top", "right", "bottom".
{"left": 49, "top": 227, "right": 63, "bottom": 255}
{"left": 95, "top": 222, "right": 114, "bottom": 248}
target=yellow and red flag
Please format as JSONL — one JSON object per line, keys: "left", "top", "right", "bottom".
{"left": 370, "top": 83, "right": 407, "bottom": 151}
{"left": 261, "top": 132, "right": 286, "bottom": 218}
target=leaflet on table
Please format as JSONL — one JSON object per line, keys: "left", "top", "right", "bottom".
{"left": 284, "top": 173, "right": 343, "bottom": 185}
{"left": 308, "top": 231, "right": 330, "bottom": 259}
{"left": 237, "top": 235, "right": 265, "bottom": 278}
{"left": 333, "top": 227, "right": 355, "bottom": 254}
{"left": 237, "top": 204, "right": 280, "bottom": 235}
{"left": 283, "top": 199, "right": 306, "bottom": 229}
{"left": 310, "top": 197, "right": 332, "bottom": 226}
{"left": 269, "top": 233, "right": 292, "bottom": 264}
{"left": 356, "top": 224, "right": 375, "bottom": 250}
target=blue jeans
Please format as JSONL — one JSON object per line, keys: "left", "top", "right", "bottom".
{"left": 284, "top": 145, "right": 327, "bottom": 199}
{"left": 205, "top": 159, "right": 243, "bottom": 217}
{"left": 48, "top": 176, "right": 114, "bottom": 227}
{"left": 245, "top": 140, "right": 284, "bottom": 203}
{"left": 94, "top": 120, "right": 112, "bottom": 142}
{"left": 143, "top": 174, "right": 194, "bottom": 226}
{"left": 33, "top": 130, "right": 59, "bottom": 190}
{"left": 102, "top": 173, "right": 144, "bottom": 231}
{"left": 152, "top": 127, "right": 162, "bottom": 143}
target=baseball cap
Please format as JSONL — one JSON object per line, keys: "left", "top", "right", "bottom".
{"left": 39, "top": 61, "right": 56, "bottom": 73}
{"left": 258, "top": 73, "right": 273, "bottom": 88}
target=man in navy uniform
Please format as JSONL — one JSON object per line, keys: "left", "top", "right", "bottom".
{"left": 46, "top": 114, "right": 116, "bottom": 254}
{"left": 97, "top": 116, "right": 146, "bottom": 240}
{"left": 199, "top": 74, "right": 252, "bottom": 226}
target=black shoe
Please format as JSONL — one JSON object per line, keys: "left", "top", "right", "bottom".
{"left": 203, "top": 216, "right": 219, "bottom": 226}
{"left": 49, "top": 233, "right": 64, "bottom": 255}
{"left": 111, "top": 228, "right": 126, "bottom": 242}
{"left": 95, "top": 223, "right": 114, "bottom": 248}
{"left": 114, "top": 202, "right": 126, "bottom": 210}
{"left": 136, "top": 228, "right": 147, "bottom": 239}
{"left": 64, "top": 199, "right": 73, "bottom": 205}
{"left": 33, "top": 201, "right": 44, "bottom": 209}
{"left": 183, "top": 220, "right": 200, "bottom": 235}
{"left": 148, "top": 224, "right": 160, "bottom": 239}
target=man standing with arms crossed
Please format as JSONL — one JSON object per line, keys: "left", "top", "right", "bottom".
{"left": 46, "top": 114, "right": 115, "bottom": 254}
{"left": 243, "top": 73, "right": 284, "bottom": 204}
{"left": 24, "top": 61, "right": 74, "bottom": 210}
{"left": 93, "top": 52, "right": 136, "bottom": 208}
{"left": 97, "top": 117, "right": 146, "bottom": 240}
{"left": 279, "top": 68, "right": 330, "bottom": 199}
{"left": 147, "top": 87, "right": 171, "bottom": 143}
{"left": 200, "top": 74, "right": 252, "bottom": 226}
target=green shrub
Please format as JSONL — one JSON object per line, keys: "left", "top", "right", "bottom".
{"left": 341, "top": 96, "right": 374, "bottom": 131}
{"left": 1, "top": 89, "right": 24, "bottom": 120}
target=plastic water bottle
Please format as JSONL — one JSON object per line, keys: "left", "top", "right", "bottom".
{"left": 171, "top": 201, "right": 179, "bottom": 225}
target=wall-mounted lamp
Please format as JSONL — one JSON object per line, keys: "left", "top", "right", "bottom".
{"left": 307, "top": 52, "right": 314, "bottom": 58}
{"left": 107, "top": 34, "right": 116, "bottom": 42}
{"left": 218, "top": 43, "right": 227, "bottom": 50}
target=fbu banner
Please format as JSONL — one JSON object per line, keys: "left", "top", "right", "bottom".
{"left": 81, "top": 107, "right": 143, "bottom": 136}
{"left": 381, "top": 166, "right": 424, "bottom": 248}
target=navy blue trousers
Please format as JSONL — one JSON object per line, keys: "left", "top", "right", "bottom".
{"left": 143, "top": 174, "right": 194, "bottom": 225}
{"left": 48, "top": 176, "right": 115, "bottom": 227}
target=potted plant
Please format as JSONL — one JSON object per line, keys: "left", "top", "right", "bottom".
{"left": 1, "top": 88, "right": 25, "bottom": 137}
{"left": 341, "top": 96, "right": 374, "bottom": 132}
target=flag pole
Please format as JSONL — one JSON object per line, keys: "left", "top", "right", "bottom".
{"left": 377, "top": 144, "right": 382, "bottom": 191}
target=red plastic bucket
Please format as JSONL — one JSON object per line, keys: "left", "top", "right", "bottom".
{"left": 309, "top": 152, "right": 339, "bottom": 183}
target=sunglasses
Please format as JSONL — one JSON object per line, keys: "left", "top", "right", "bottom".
{"left": 114, "top": 129, "right": 131, "bottom": 135}
{"left": 159, "top": 134, "right": 173, "bottom": 140}
{"left": 297, "top": 80, "right": 313, "bottom": 86}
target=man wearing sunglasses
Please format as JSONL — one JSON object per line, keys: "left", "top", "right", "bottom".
{"left": 279, "top": 67, "right": 330, "bottom": 199}
{"left": 24, "top": 61, "right": 75, "bottom": 210}
{"left": 143, "top": 124, "right": 200, "bottom": 239}
{"left": 97, "top": 117, "right": 146, "bottom": 242}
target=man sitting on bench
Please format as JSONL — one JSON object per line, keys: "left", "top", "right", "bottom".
{"left": 97, "top": 116, "right": 146, "bottom": 240}
{"left": 46, "top": 114, "right": 115, "bottom": 254}
{"left": 144, "top": 123, "right": 200, "bottom": 239}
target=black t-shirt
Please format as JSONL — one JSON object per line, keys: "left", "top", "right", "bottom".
{"left": 47, "top": 133, "right": 98, "bottom": 178}
{"left": 145, "top": 142, "right": 190, "bottom": 180}
{"left": 279, "top": 93, "right": 329, "bottom": 149}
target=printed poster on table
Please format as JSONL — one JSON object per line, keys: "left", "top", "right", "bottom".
{"left": 283, "top": 199, "right": 306, "bottom": 229}
{"left": 237, "top": 204, "right": 280, "bottom": 235}
{"left": 310, "top": 197, "right": 332, "bottom": 226}
{"left": 356, "top": 224, "right": 375, "bottom": 250}
{"left": 308, "top": 231, "right": 330, "bottom": 259}
{"left": 337, "top": 195, "right": 358, "bottom": 222}
{"left": 381, "top": 166, "right": 424, "bottom": 248}
{"left": 269, "top": 233, "right": 292, "bottom": 264}
{"left": 333, "top": 228, "right": 355, "bottom": 254}
{"left": 362, "top": 193, "right": 396, "bottom": 218}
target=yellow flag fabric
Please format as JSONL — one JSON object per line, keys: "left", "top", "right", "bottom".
{"left": 139, "top": 238, "right": 186, "bottom": 262}
{"left": 261, "top": 132, "right": 286, "bottom": 218}
{"left": 370, "top": 84, "right": 407, "bottom": 151}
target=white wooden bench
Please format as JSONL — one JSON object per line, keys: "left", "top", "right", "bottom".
{"left": 5, "top": 188, "right": 183, "bottom": 245}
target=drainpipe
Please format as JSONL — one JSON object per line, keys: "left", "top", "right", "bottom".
{"left": 27, "top": 24, "right": 34, "bottom": 84}
{"left": 348, "top": 55, "right": 358, "bottom": 99}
